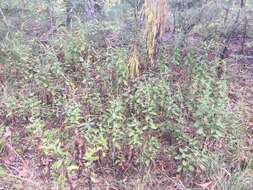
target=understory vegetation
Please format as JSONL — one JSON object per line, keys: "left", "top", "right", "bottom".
{"left": 0, "top": 0, "right": 253, "bottom": 189}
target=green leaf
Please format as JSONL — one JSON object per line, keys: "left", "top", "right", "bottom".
{"left": 189, "top": 165, "right": 195, "bottom": 172}
{"left": 0, "top": 166, "right": 7, "bottom": 176}
{"left": 52, "top": 159, "right": 63, "bottom": 170}
{"left": 67, "top": 164, "right": 79, "bottom": 171}
{"left": 182, "top": 160, "right": 187, "bottom": 166}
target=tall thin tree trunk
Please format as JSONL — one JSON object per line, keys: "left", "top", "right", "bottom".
{"left": 240, "top": 0, "right": 245, "bottom": 7}
{"left": 240, "top": 0, "right": 247, "bottom": 54}
{"left": 65, "top": 0, "right": 73, "bottom": 28}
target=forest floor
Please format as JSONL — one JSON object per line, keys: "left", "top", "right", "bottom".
{"left": 0, "top": 29, "right": 253, "bottom": 189}
{"left": 90, "top": 39, "right": 253, "bottom": 190}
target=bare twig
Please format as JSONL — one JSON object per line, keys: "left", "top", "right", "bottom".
{"left": 0, "top": 8, "right": 8, "bottom": 27}
{"left": 2, "top": 164, "right": 41, "bottom": 187}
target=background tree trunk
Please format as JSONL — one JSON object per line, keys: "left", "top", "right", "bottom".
{"left": 65, "top": 0, "right": 72, "bottom": 28}
{"left": 82, "top": 0, "right": 96, "bottom": 19}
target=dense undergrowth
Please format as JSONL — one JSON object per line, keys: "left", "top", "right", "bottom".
{"left": 0, "top": 0, "right": 253, "bottom": 189}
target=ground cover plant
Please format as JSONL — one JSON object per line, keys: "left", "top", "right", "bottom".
{"left": 0, "top": 0, "right": 253, "bottom": 189}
